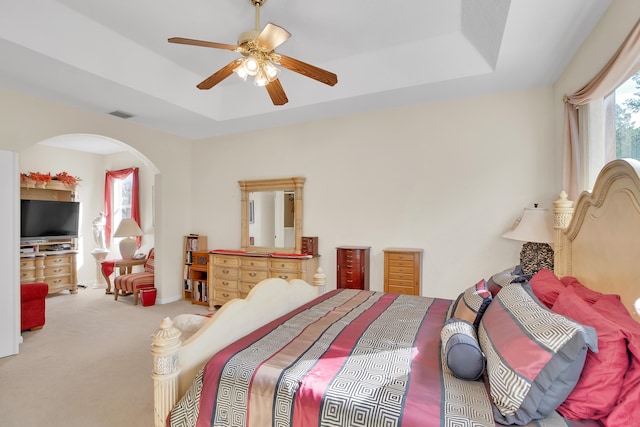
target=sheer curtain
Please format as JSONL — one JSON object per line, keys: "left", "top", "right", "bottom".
{"left": 104, "top": 167, "right": 141, "bottom": 248}
{"left": 563, "top": 18, "right": 640, "bottom": 199}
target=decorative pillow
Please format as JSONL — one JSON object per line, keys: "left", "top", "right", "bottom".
{"left": 559, "top": 275, "right": 604, "bottom": 304}
{"left": 440, "top": 318, "right": 486, "bottom": 380}
{"left": 594, "top": 295, "right": 640, "bottom": 427}
{"left": 486, "top": 265, "right": 531, "bottom": 296}
{"left": 451, "top": 279, "right": 492, "bottom": 328}
{"left": 530, "top": 269, "right": 566, "bottom": 308}
{"left": 551, "top": 287, "right": 628, "bottom": 420}
{"left": 478, "top": 283, "right": 598, "bottom": 425}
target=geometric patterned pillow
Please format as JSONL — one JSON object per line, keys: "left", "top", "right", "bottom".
{"left": 441, "top": 318, "right": 486, "bottom": 380}
{"left": 478, "top": 283, "right": 598, "bottom": 425}
{"left": 486, "top": 265, "right": 532, "bottom": 296}
{"left": 451, "top": 279, "right": 492, "bottom": 329}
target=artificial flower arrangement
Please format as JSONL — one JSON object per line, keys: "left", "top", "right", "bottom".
{"left": 21, "top": 171, "right": 81, "bottom": 186}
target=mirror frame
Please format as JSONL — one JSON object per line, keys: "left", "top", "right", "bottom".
{"left": 239, "top": 177, "right": 305, "bottom": 253}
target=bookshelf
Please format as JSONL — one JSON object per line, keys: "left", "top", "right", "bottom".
{"left": 183, "top": 235, "right": 208, "bottom": 304}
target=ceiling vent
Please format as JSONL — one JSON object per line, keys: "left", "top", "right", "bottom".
{"left": 108, "top": 110, "right": 134, "bottom": 119}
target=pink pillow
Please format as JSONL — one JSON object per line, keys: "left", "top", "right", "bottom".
{"left": 594, "top": 295, "right": 640, "bottom": 427}
{"left": 551, "top": 288, "right": 628, "bottom": 420}
{"left": 559, "top": 276, "right": 604, "bottom": 304}
{"left": 530, "top": 269, "right": 565, "bottom": 308}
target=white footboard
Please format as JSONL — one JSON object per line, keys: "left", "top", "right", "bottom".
{"left": 151, "top": 267, "right": 327, "bottom": 427}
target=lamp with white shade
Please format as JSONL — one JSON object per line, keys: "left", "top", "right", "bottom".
{"left": 113, "top": 218, "right": 143, "bottom": 260}
{"left": 502, "top": 204, "right": 555, "bottom": 275}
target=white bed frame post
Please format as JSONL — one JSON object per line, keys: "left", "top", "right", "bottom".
{"left": 151, "top": 317, "right": 182, "bottom": 427}
{"left": 553, "top": 191, "right": 575, "bottom": 277}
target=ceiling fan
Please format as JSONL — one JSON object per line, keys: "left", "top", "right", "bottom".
{"left": 168, "top": 0, "right": 338, "bottom": 106}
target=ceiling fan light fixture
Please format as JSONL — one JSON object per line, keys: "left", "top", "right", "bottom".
{"left": 264, "top": 60, "right": 280, "bottom": 81}
{"left": 254, "top": 69, "right": 269, "bottom": 87}
{"left": 243, "top": 56, "right": 260, "bottom": 76}
{"left": 233, "top": 62, "right": 249, "bottom": 81}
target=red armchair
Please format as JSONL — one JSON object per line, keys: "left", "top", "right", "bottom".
{"left": 113, "top": 248, "right": 155, "bottom": 305}
{"left": 20, "top": 282, "right": 48, "bottom": 331}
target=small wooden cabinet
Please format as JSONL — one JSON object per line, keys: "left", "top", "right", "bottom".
{"left": 336, "top": 246, "right": 370, "bottom": 290}
{"left": 383, "top": 248, "right": 423, "bottom": 296}
{"left": 209, "top": 253, "right": 319, "bottom": 310}
{"left": 182, "top": 235, "right": 208, "bottom": 303}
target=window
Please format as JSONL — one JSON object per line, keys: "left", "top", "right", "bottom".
{"left": 614, "top": 71, "right": 640, "bottom": 160}
{"left": 104, "top": 168, "right": 140, "bottom": 247}
{"left": 111, "top": 173, "right": 133, "bottom": 232}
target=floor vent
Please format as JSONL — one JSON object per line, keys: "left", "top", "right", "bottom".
{"left": 108, "top": 110, "right": 134, "bottom": 119}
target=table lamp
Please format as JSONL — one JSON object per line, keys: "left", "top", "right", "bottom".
{"left": 502, "top": 204, "right": 554, "bottom": 275}
{"left": 113, "top": 218, "right": 143, "bottom": 260}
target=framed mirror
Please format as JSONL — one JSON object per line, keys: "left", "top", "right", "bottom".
{"left": 239, "top": 177, "right": 305, "bottom": 253}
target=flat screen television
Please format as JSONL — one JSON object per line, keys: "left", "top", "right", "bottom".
{"left": 21, "top": 199, "right": 80, "bottom": 241}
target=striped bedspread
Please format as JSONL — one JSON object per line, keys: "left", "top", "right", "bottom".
{"left": 168, "top": 289, "right": 598, "bottom": 427}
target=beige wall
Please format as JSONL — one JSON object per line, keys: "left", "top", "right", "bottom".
{"left": 191, "top": 87, "right": 556, "bottom": 299}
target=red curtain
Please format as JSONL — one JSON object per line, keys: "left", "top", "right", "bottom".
{"left": 104, "top": 168, "right": 141, "bottom": 248}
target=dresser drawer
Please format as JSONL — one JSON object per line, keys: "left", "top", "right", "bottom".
{"left": 387, "top": 284, "right": 416, "bottom": 295}
{"left": 213, "top": 255, "right": 241, "bottom": 267}
{"left": 45, "top": 275, "right": 72, "bottom": 288}
{"left": 44, "top": 264, "right": 71, "bottom": 277}
{"left": 240, "top": 269, "right": 269, "bottom": 282}
{"left": 269, "top": 259, "right": 301, "bottom": 272}
{"left": 340, "top": 276, "right": 364, "bottom": 289}
{"left": 240, "top": 258, "right": 269, "bottom": 269}
{"left": 214, "top": 265, "right": 239, "bottom": 279}
{"left": 271, "top": 271, "right": 301, "bottom": 281}
{"left": 45, "top": 255, "right": 71, "bottom": 266}
{"left": 337, "top": 249, "right": 363, "bottom": 263}
{"left": 387, "top": 252, "right": 418, "bottom": 263}
{"left": 20, "top": 270, "right": 36, "bottom": 281}
{"left": 214, "top": 288, "right": 240, "bottom": 303}
{"left": 20, "top": 258, "right": 36, "bottom": 269}
{"left": 214, "top": 277, "right": 239, "bottom": 291}
{"left": 240, "top": 281, "right": 258, "bottom": 295}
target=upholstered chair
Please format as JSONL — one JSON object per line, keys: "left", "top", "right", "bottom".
{"left": 113, "top": 248, "right": 155, "bottom": 305}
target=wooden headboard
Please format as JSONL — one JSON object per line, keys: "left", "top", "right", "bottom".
{"left": 554, "top": 158, "right": 640, "bottom": 322}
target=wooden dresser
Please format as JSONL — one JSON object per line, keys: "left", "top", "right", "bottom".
{"left": 336, "top": 246, "right": 370, "bottom": 290}
{"left": 208, "top": 253, "right": 319, "bottom": 310}
{"left": 383, "top": 248, "right": 423, "bottom": 296}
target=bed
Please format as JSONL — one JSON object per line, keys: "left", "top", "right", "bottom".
{"left": 152, "top": 158, "right": 640, "bottom": 427}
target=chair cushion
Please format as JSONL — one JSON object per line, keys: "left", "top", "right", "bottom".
{"left": 114, "top": 272, "right": 154, "bottom": 293}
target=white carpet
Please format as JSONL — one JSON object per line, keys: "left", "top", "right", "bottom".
{"left": 0, "top": 286, "right": 211, "bottom": 427}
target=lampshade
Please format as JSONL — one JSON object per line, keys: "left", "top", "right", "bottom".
{"left": 502, "top": 206, "right": 554, "bottom": 244}
{"left": 113, "top": 219, "right": 143, "bottom": 260}
{"left": 502, "top": 205, "right": 554, "bottom": 275}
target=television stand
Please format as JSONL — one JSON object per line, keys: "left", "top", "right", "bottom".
{"left": 20, "top": 239, "right": 78, "bottom": 294}
{"left": 20, "top": 179, "right": 80, "bottom": 295}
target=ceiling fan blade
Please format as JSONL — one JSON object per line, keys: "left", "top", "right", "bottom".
{"left": 196, "top": 60, "right": 239, "bottom": 90}
{"left": 265, "top": 79, "right": 288, "bottom": 106}
{"left": 278, "top": 55, "right": 338, "bottom": 86}
{"left": 168, "top": 37, "right": 239, "bottom": 52}
{"left": 256, "top": 23, "right": 291, "bottom": 51}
